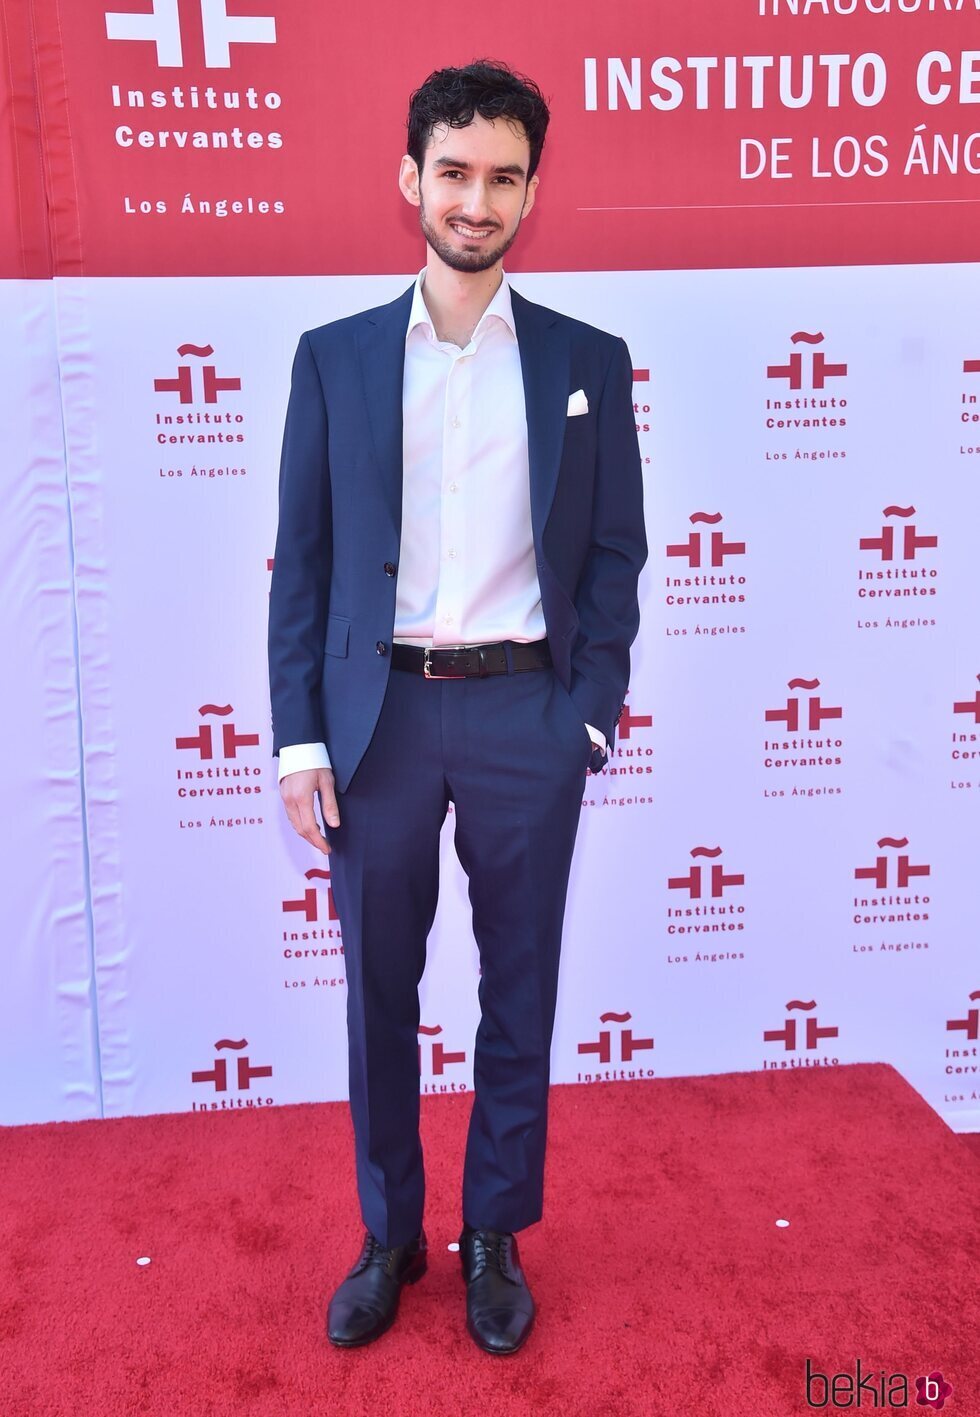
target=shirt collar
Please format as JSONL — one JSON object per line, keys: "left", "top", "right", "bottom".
{"left": 406, "top": 266, "right": 516, "bottom": 345}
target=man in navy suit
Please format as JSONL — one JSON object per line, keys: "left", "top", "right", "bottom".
{"left": 268, "top": 59, "right": 646, "bottom": 1354}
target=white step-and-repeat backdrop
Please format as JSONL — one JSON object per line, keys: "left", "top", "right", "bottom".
{"left": 3, "top": 2, "right": 978, "bottom": 1129}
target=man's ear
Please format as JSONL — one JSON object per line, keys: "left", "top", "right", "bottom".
{"left": 522, "top": 172, "right": 539, "bottom": 217}
{"left": 398, "top": 154, "right": 421, "bottom": 207}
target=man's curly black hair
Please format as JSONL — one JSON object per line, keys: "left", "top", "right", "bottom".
{"left": 406, "top": 59, "right": 551, "bottom": 184}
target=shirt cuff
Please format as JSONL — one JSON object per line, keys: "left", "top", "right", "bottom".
{"left": 277, "top": 741, "right": 331, "bottom": 782}
{"left": 584, "top": 722, "right": 607, "bottom": 756}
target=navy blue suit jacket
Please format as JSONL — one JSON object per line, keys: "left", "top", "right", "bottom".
{"left": 268, "top": 279, "right": 648, "bottom": 795}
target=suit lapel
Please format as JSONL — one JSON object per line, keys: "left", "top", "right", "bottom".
{"left": 510, "top": 285, "right": 570, "bottom": 551}
{"left": 354, "top": 277, "right": 570, "bottom": 554}
{"left": 355, "top": 282, "right": 414, "bottom": 538}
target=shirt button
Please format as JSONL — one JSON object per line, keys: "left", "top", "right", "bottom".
{"left": 376, "top": 641, "right": 387, "bottom": 655}
{"left": 447, "top": 548, "right": 457, "bottom": 559}
{"left": 443, "top": 615, "right": 453, "bottom": 625}
{"left": 383, "top": 561, "right": 396, "bottom": 576}
{"left": 451, "top": 416, "right": 461, "bottom": 429}
{"left": 449, "top": 482, "right": 458, "bottom": 493}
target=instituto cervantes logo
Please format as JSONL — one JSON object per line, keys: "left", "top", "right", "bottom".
{"left": 859, "top": 506, "right": 937, "bottom": 567}
{"left": 576, "top": 1010, "right": 654, "bottom": 1083}
{"left": 105, "top": 3, "right": 285, "bottom": 215}
{"left": 614, "top": 692, "right": 652, "bottom": 748}
{"left": 584, "top": 689, "right": 653, "bottom": 805}
{"left": 154, "top": 343, "right": 248, "bottom": 481}
{"left": 953, "top": 676, "right": 980, "bottom": 726}
{"left": 669, "top": 845, "right": 744, "bottom": 899}
{"left": 768, "top": 330, "right": 847, "bottom": 393}
{"left": 666, "top": 844, "right": 747, "bottom": 963}
{"left": 947, "top": 990, "right": 979, "bottom": 1047}
{"left": 945, "top": 989, "right": 979, "bottom": 1105}
{"left": 283, "top": 867, "right": 340, "bottom": 929}
{"left": 763, "top": 677, "right": 844, "bottom": 793}
{"left": 946, "top": 987, "right": 979, "bottom": 1080}
{"left": 176, "top": 701, "right": 264, "bottom": 828}
{"left": 764, "top": 330, "right": 848, "bottom": 461}
{"left": 281, "top": 866, "right": 345, "bottom": 991}
{"left": 664, "top": 511, "right": 748, "bottom": 636}
{"left": 963, "top": 350, "right": 980, "bottom": 456}
{"left": 850, "top": 835, "right": 931, "bottom": 959}
{"left": 667, "top": 512, "right": 746, "bottom": 574}
{"left": 856, "top": 504, "right": 938, "bottom": 631}
{"left": 951, "top": 676, "right": 980, "bottom": 793}
{"left": 155, "top": 343, "right": 242, "bottom": 405}
{"left": 763, "top": 999, "right": 839, "bottom": 1068}
{"left": 418, "top": 1025, "right": 468, "bottom": 1093}
{"left": 176, "top": 701, "right": 259, "bottom": 761}
{"left": 106, "top": 0, "right": 276, "bottom": 68}
{"left": 191, "top": 1036, "right": 273, "bottom": 1109}
{"left": 766, "top": 676, "right": 842, "bottom": 734}
{"left": 632, "top": 364, "right": 651, "bottom": 443}
{"left": 854, "top": 836, "right": 929, "bottom": 894}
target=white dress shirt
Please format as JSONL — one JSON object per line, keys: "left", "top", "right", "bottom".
{"left": 277, "top": 267, "right": 605, "bottom": 781}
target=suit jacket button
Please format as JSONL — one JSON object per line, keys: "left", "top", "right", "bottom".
{"left": 376, "top": 640, "right": 388, "bottom": 655}
{"left": 384, "top": 561, "right": 396, "bottom": 576}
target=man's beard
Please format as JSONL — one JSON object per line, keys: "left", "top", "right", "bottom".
{"left": 418, "top": 192, "right": 522, "bottom": 273}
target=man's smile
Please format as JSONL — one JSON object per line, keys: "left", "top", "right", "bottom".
{"left": 450, "top": 222, "right": 496, "bottom": 240}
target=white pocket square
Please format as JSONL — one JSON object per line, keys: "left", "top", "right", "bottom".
{"left": 566, "top": 388, "right": 589, "bottom": 416}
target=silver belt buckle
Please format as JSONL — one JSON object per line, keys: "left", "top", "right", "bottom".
{"left": 422, "top": 648, "right": 475, "bottom": 680}
{"left": 422, "top": 644, "right": 491, "bottom": 678}
{"left": 423, "top": 646, "right": 460, "bottom": 679}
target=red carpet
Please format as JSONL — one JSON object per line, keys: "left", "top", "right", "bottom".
{"left": 2, "top": 1063, "right": 977, "bottom": 1416}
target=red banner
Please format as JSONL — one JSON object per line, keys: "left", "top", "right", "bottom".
{"left": 9, "top": 0, "right": 979, "bottom": 277}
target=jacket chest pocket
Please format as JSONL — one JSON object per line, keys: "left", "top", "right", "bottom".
{"left": 324, "top": 613, "right": 350, "bottom": 658}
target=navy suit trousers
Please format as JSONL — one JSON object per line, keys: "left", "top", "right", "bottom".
{"left": 323, "top": 648, "right": 592, "bottom": 1249}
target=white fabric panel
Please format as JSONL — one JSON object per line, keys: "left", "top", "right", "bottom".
{"left": 0, "top": 281, "right": 99, "bottom": 1124}
{"left": 55, "top": 268, "right": 980, "bottom": 1131}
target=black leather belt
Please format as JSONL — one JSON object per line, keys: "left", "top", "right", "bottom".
{"left": 391, "top": 638, "right": 552, "bottom": 679}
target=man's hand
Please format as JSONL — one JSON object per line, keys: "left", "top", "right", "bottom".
{"left": 279, "top": 766, "right": 340, "bottom": 855}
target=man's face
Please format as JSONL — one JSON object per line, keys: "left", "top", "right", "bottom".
{"left": 400, "top": 112, "right": 538, "bottom": 274}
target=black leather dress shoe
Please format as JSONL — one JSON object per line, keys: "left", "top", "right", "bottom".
{"left": 458, "top": 1225, "right": 535, "bottom": 1354}
{"left": 326, "top": 1227, "right": 427, "bottom": 1347}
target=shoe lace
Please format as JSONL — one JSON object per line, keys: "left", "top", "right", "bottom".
{"left": 471, "top": 1228, "right": 511, "bottom": 1277}
{"left": 361, "top": 1232, "right": 395, "bottom": 1271}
